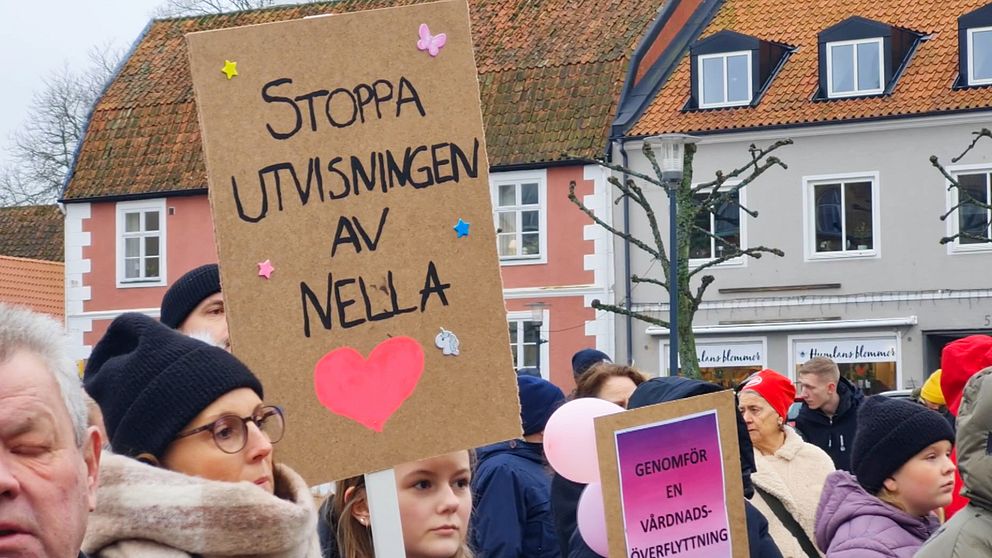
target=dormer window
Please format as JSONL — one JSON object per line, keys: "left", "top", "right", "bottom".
{"left": 959, "top": 5, "right": 992, "bottom": 87}
{"left": 817, "top": 17, "right": 922, "bottom": 99}
{"left": 826, "top": 38, "right": 883, "bottom": 97}
{"left": 689, "top": 30, "right": 792, "bottom": 110}
{"left": 967, "top": 27, "right": 992, "bottom": 84}
{"left": 699, "top": 51, "right": 752, "bottom": 108}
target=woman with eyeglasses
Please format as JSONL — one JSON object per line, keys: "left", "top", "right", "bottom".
{"left": 81, "top": 313, "right": 321, "bottom": 557}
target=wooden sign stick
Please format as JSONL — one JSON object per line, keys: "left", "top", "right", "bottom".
{"left": 365, "top": 468, "right": 407, "bottom": 556}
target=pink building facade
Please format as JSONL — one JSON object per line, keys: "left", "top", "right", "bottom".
{"left": 65, "top": 163, "right": 615, "bottom": 390}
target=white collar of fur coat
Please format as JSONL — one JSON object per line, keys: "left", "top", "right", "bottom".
{"left": 758, "top": 425, "right": 805, "bottom": 462}
{"left": 83, "top": 453, "right": 321, "bottom": 558}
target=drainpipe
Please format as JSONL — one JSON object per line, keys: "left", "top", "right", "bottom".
{"left": 617, "top": 138, "right": 634, "bottom": 365}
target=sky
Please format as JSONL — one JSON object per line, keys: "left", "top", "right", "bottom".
{"left": 0, "top": 0, "right": 166, "bottom": 168}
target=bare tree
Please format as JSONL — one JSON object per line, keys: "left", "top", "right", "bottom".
{"left": 155, "top": 0, "right": 282, "bottom": 17}
{"left": 930, "top": 129, "right": 992, "bottom": 246}
{"left": 569, "top": 140, "right": 792, "bottom": 378}
{"left": 0, "top": 46, "right": 123, "bottom": 206}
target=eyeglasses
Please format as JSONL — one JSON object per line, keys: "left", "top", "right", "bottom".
{"left": 175, "top": 405, "right": 285, "bottom": 454}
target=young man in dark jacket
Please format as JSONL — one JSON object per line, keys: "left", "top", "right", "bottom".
{"left": 795, "top": 356, "right": 863, "bottom": 471}
{"left": 470, "top": 375, "right": 566, "bottom": 557}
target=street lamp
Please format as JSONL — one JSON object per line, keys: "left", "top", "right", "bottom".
{"left": 651, "top": 133, "right": 698, "bottom": 377}
{"left": 527, "top": 302, "right": 548, "bottom": 376}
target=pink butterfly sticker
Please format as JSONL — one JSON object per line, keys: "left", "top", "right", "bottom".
{"left": 417, "top": 23, "right": 447, "bottom": 57}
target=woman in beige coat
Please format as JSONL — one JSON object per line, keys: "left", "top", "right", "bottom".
{"left": 739, "top": 369, "right": 835, "bottom": 558}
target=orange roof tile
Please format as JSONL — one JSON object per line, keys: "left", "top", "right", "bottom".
{"left": 0, "top": 255, "right": 64, "bottom": 319}
{"left": 64, "top": 0, "right": 665, "bottom": 201}
{"left": 631, "top": 0, "right": 992, "bottom": 136}
{"left": 0, "top": 205, "right": 64, "bottom": 262}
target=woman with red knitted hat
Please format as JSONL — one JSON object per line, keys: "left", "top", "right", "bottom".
{"left": 739, "top": 369, "right": 835, "bottom": 557}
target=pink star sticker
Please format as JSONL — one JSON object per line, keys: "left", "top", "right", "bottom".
{"left": 257, "top": 259, "right": 275, "bottom": 279}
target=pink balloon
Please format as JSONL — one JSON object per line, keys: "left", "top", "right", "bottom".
{"left": 577, "top": 482, "right": 609, "bottom": 557}
{"left": 544, "top": 398, "right": 624, "bottom": 483}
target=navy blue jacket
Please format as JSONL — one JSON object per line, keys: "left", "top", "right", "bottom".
{"left": 470, "top": 440, "right": 560, "bottom": 557}
{"left": 550, "top": 473, "right": 585, "bottom": 558}
{"left": 795, "top": 376, "right": 864, "bottom": 471}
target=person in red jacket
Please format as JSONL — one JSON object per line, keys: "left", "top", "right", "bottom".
{"left": 939, "top": 334, "right": 992, "bottom": 518}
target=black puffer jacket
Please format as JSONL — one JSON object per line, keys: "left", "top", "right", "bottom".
{"left": 565, "top": 376, "right": 782, "bottom": 558}
{"left": 794, "top": 376, "right": 864, "bottom": 471}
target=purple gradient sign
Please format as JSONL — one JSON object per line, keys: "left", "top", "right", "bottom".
{"left": 614, "top": 410, "right": 731, "bottom": 557}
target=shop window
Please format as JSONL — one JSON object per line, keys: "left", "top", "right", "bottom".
{"left": 491, "top": 171, "right": 546, "bottom": 264}
{"left": 949, "top": 169, "right": 992, "bottom": 251}
{"left": 116, "top": 199, "right": 166, "bottom": 287}
{"left": 690, "top": 191, "right": 742, "bottom": 262}
{"left": 793, "top": 335, "right": 899, "bottom": 395}
{"left": 804, "top": 173, "right": 879, "bottom": 259}
{"left": 665, "top": 340, "right": 765, "bottom": 388}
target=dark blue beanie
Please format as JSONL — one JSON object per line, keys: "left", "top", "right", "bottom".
{"left": 518, "top": 375, "right": 565, "bottom": 436}
{"left": 160, "top": 264, "right": 221, "bottom": 328}
{"left": 84, "top": 313, "right": 263, "bottom": 460}
{"left": 571, "top": 348, "right": 611, "bottom": 378}
{"left": 851, "top": 396, "right": 955, "bottom": 494}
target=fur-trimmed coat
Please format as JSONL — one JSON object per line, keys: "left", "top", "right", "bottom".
{"left": 83, "top": 453, "right": 321, "bottom": 558}
{"left": 750, "top": 427, "right": 835, "bottom": 558}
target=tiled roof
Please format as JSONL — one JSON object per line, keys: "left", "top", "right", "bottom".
{"left": 0, "top": 204, "right": 64, "bottom": 262}
{"left": 631, "top": 0, "right": 992, "bottom": 136}
{"left": 0, "top": 255, "right": 64, "bottom": 319}
{"left": 64, "top": 0, "right": 665, "bottom": 201}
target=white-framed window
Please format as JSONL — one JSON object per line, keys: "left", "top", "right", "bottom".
{"left": 689, "top": 184, "right": 746, "bottom": 267}
{"left": 946, "top": 164, "right": 992, "bottom": 253}
{"left": 826, "top": 38, "right": 884, "bottom": 97}
{"left": 698, "top": 51, "right": 753, "bottom": 108}
{"left": 116, "top": 199, "right": 166, "bottom": 287}
{"left": 803, "top": 172, "right": 880, "bottom": 260}
{"left": 491, "top": 170, "right": 547, "bottom": 265}
{"left": 507, "top": 309, "right": 549, "bottom": 377}
{"left": 967, "top": 26, "right": 992, "bottom": 85}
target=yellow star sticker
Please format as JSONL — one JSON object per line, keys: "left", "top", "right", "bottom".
{"left": 221, "top": 60, "right": 238, "bottom": 80}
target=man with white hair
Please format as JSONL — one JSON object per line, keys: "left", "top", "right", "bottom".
{"left": 0, "top": 304, "right": 102, "bottom": 558}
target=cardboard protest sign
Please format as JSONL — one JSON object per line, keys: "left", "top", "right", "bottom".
{"left": 186, "top": 0, "right": 521, "bottom": 483}
{"left": 594, "top": 390, "right": 748, "bottom": 558}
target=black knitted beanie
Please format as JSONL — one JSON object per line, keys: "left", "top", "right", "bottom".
{"left": 83, "top": 312, "right": 263, "bottom": 460}
{"left": 160, "top": 263, "right": 221, "bottom": 328}
{"left": 851, "top": 395, "right": 955, "bottom": 494}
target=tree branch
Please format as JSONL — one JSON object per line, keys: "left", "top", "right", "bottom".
{"left": 569, "top": 181, "right": 661, "bottom": 259}
{"left": 693, "top": 139, "right": 793, "bottom": 194}
{"left": 591, "top": 299, "right": 669, "bottom": 329}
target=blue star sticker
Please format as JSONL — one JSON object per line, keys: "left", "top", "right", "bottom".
{"left": 453, "top": 218, "right": 470, "bottom": 238}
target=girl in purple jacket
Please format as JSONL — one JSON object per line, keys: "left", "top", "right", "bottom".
{"left": 814, "top": 396, "right": 956, "bottom": 558}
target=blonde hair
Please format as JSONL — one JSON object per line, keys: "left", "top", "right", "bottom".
{"left": 333, "top": 475, "right": 475, "bottom": 558}
{"left": 798, "top": 356, "right": 840, "bottom": 384}
{"left": 574, "top": 363, "right": 648, "bottom": 399}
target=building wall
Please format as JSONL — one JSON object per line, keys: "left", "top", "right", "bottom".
{"left": 67, "top": 195, "right": 217, "bottom": 354}
{"left": 615, "top": 115, "right": 992, "bottom": 388}
{"left": 66, "top": 164, "right": 616, "bottom": 392}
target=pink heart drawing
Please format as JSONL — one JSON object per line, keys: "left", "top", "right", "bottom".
{"left": 313, "top": 336, "right": 425, "bottom": 432}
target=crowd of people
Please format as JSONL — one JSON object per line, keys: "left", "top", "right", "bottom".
{"left": 1, "top": 262, "right": 992, "bottom": 558}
